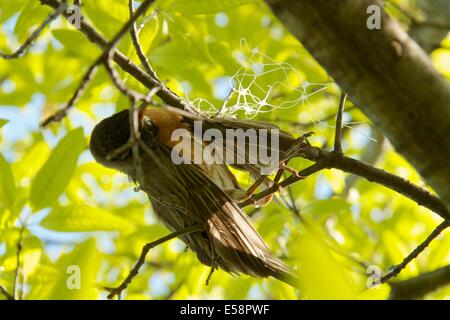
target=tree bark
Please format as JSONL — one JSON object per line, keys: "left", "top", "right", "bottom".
{"left": 264, "top": 0, "right": 450, "bottom": 212}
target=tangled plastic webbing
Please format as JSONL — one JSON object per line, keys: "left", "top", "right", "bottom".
{"left": 183, "top": 38, "right": 332, "bottom": 119}
{"left": 182, "top": 39, "right": 376, "bottom": 142}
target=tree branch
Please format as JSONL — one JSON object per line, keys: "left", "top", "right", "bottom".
{"left": 265, "top": 0, "right": 450, "bottom": 211}
{"left": 128, "top": 0, "right": 159, "bottom": 80}
{"left": 105, "top": 224, "right": 203, "bottom": 299}
{"left": 40, "top": 0, "right": 193, "bottom": 119}
{"left": 241, "top": 146, "right": 450, "bottom": 221}
{"left": 381, "top": 220, "right": 450, "bottom": 284}
{"left": 41, "top": 0, "right": 156, "bottom": 126}
{"left": 0, "top": 1, "right": 66, "bottom": 60}
{"left": 12, "top": 222, "right": 26, "bottom": 300}
{"left": 388, "top": 264, "right": 450, "bottom": 300}
{"left": 103, "top": 52, "right": 158, "bottom": 103}
{"left": 0, "top": 284, "right": 14, "bottom": 300}
{"left": 316, "top": 149, "right": 450, "bottom": 220}
{"left": 334, "top": 92, "right": 347, "bottom": 154}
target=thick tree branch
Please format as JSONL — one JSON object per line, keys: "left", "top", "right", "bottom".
{"left": 389, "top": 264, "right": 450, "bottom": 300}
{"left": 317, "top": 149, "right": 450, "bottom": 220}
{"left": 265, "top": 0, "right": 450, "bottom": 211}
{"left": 241, "top": 146, "right": 450, "bottom": 220}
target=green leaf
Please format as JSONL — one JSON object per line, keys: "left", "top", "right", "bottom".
{"left": 0, "top": 119, "right": 8, "bottom": 128}
{"left": 0, "top": 0, "right": 27, "bottom": 24}
{"left": 161, "top": 12, "right": 213, "bottom": 65}
{"left": 167, "top": 0, "right": 257, "bottom": 15}
{"left": 295, "top": 228, "right": 355, "bottom": 299}
{"left": 46, "top": 238, "right": 101, "bottom": 299}
{"left": 139, "top": 18, "right": 160, "bottom": 55}
{"left": 51, "top": 29, "right": 101, "bottom": 60}
{"left": 14, "top": 0, "right": 51, "bottom": 42}
{"left": 83, "top": 0, "right": 128, "bottom": 38}
{"left": 30, "top": 128, "right": 85, "bottom": 210}
{"left": 0, "top": 153, "right": 16, "bottom": 210}
{"left": 41, "top": 205, "right": 135, "bottom": 233}
{"left": 302, "top": 199, "right": 351, "bottom": 217}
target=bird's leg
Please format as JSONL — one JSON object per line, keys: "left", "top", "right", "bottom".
{"left": 279, "top": 163, "right": 304, "bottom": 180}
{"left": 273, "top": 160, "right": 305, "bottom": 189}
{"left": 105, "top": 224, "right": 204, "bottom": 299}
{"left": 236, "top": 175, "right": 268, "bottom": 201}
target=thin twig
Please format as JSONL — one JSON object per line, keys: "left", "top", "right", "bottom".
{"left": 128, "top": 100, "right": 145, "bottom": 187}
{"left": 286, "top": 185, "right": 300, "bottom": 217}
{"left": 380, "top": 220, "right": 450, "bottom": 284}
{"left": 41, "top": 0, "right": 193, "bottom": 114}
{"left": 106, "top": 224, "right": 204, "bottom": 299}
{"left": 12, "top": 222, "right": 26, "bottom": 300}
{"left": 41, "top": 63, "right": 99, "bottom": 127}
{"left": 41, "top": 0, "right": 156, "bottom": 127}
{"left": 0, "top": 284, "right": 14, "bottom": 300}
{"left": 0, "top": 1, "right": 66, "bottom": 60}
{"left": 128, "top": 0, "right": 159, "bottom": 80}
{"left": 334, "top": 92, "right": 347, "bottom": 154}
{"left": 164, "top": 280, "right": 185, "bottom": 300}
{"left": 103, "top": 53, "right": 156, "bottom": 103}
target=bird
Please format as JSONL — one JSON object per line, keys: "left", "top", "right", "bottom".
{"left": 89, "top": 108, "right": 300, "bottom": 288}
{"left": 136, "top": 107, "right": 310, "bottom": 204}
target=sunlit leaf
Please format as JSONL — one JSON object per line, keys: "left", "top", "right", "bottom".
{"left": 0, "top": 153, "right": 16, "bottom": 210}
{"left": 51, "top": 29, "right": 101, "bottom": 60}
{"left": 30, "top": 128, "right": 85, "bottom": 210}
{"left": 301, "top": 198, "right": 351, "bottom": 217}
{"left": 41, "top": 205, "right": 135, "bottom": 233}
{"left": 167, "top": 0, "right": 257, "bottom": 15}
{"left": 14, "top": 0, "right": 51, "bottom": 42}
{"left": 295, "top": 228, "right": 355, "bottom": 299}
{"left": 46, "top": 238, "right": 101, "bottom": 299}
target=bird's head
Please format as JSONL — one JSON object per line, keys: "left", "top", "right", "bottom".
{"left": 89, "top": 109, "right": 160, "bottom": 172}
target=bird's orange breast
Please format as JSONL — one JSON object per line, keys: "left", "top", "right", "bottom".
{"left": 143, "top": 109, "right": 191, "bottom": 148}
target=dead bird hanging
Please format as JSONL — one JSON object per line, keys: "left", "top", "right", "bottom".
{"left": 89, "top": 107, "right": 312, "bottom": 293}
